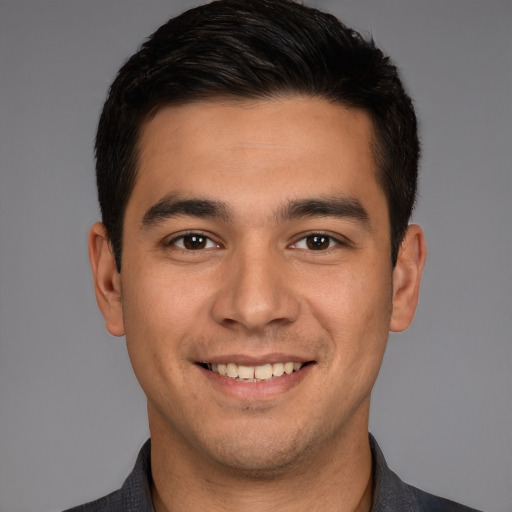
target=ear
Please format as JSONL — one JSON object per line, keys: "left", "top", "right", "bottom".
{"left": 88, "top": 222, "right": 125, "bottom": 336}
{"left": 390, "top": 224, "right": 427, "bottom": 332}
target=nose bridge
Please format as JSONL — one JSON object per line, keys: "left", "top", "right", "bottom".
{"left": 211, "top": 240, "right": 299, "bottom": 332}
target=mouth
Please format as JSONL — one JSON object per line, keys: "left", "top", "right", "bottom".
{"left": 199, "top": 361, "right": 312, "bottom": 382}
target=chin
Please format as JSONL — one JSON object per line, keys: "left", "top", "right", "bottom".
{"left": 200, "top": 425, "right": 320, "bottom": 478}
{"left": 208, "top": 445, "right": 303, "bottom": 479}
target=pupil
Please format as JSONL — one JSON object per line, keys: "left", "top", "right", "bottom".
{"left": 184, "top": 235, "right": 206, "bottom": 250}
{"left": 307, "top": 235, "right": 329, "bottom": 250}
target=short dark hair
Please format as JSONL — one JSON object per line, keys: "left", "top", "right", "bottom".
{"left": 96, "top": 0, "right": 419, "bottom": 270}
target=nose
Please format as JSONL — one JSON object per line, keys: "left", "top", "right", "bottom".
{"left": 210, "top": 246, "right": 300, "bottom": 333}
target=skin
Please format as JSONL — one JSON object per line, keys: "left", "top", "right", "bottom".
{"left": 90, "top": 96, "right": 426, "bottom": 512}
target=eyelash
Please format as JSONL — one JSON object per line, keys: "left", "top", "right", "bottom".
{"left": 165, "top": 232, "right": 347, "bottom": 252}
{"left": 290, "top": 233, "right": 347, "bottom": 251}
{"left": 165, "top": 232, "right": 220, "bottom": 251}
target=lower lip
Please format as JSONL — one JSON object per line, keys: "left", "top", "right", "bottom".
{"left": 198, "top": 364, "right": 313, "bottom": 401}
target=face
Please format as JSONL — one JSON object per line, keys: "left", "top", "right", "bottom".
{"left": 91, "top": 96, "right": 424, "bottom": 475}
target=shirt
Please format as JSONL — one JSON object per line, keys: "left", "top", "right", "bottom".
{"left": 64, "top": 435, "right": 483, "bottom": 512}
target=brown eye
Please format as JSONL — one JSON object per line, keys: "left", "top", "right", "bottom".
{"left": 169, "top": 233, "right": 218, "bottom": 250}
{"left": 291, "top": 233, "right": 343, "bottom": 251}
{"left": 305, "top": 235, "right": 331, "bottom": 250}
{"left": 182, "top": 235, "right": 208, "bottom": 250}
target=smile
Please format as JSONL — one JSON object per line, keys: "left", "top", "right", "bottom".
{"left": 204, "top": 362, "right": 305, "bottom": 382}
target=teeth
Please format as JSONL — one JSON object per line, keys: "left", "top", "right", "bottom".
{"left": 207, "top": 362, "right": 304, "bottom": 381}
{"left": 226, "top": 363, "right": 238, "bottom": 378}
{"left": 238, "top": 365, "right": 255, "bottom": 379}
{"left": 254, "top": 364, "right": 273, "bottom": 380}
{"left": 273, "top": 362, "right": 284, "bottom": 377}
{"left": 284, "top": 362, "right": 294, "bottom": 374}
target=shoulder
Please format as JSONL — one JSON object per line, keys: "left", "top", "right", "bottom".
{"left": 62, "top": 440, "right": 153, "bottom": 512}
{"left": 408, "top": 484, "right": 484, "bottom": 512}
{"left": 370, "top": 434, "right": 484, "bottom": 512}
{"left": 63, "top": 489, "right": 123, "bottom": 512}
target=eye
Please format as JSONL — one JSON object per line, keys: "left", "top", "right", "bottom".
{"left": 292, "top": 234, "right": 341, "bottom": 251}
{"left": 168, "top": 233, "right": 219, "bottom": 250}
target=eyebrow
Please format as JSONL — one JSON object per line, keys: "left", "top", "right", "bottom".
{"left": 140, "top": 193, "right": 370, "bottom": 230}
{"left": 141, "top": 193, "right": 231, "bottom": 229}
{"left": 278, "top": 196, "right": 371, "bottom": 227}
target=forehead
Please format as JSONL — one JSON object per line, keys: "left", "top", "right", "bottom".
{"left": 139, "top": 96, "right": 376, "bottom": 155}
{"left": 130, "top": 96, "right": 384, "bottom": 221}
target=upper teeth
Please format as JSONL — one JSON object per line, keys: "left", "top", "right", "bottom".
{"left": 208, "top": 362, "right": 303, "bottom": 381}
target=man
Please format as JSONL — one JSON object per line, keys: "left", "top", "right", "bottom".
{"left": 68, "top": 1, "right": 481, "bottom": 510}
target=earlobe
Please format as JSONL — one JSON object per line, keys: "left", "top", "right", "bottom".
{"left": 88, "top": 222, "right": 125, "bottom": 337}
{"left": 390, "top": 224, "right": 427, "bottom": 332}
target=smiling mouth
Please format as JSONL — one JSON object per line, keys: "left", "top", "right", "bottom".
{"left": 199, "top": 361, "right": 312, "bottom": 382}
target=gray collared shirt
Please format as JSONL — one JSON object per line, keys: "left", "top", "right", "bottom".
{"left": 64, "top": 435, "right": 483, "bottom": 512}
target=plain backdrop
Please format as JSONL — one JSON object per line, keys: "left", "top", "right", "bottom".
{"left": 0, "top": 1, "right": 511, "bottom": 511}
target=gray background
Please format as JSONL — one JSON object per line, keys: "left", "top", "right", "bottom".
{"left": 0, "top": 1, "right": 511, "bottom": 511}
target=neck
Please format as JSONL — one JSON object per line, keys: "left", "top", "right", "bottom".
{"left": 149, "top": 406, "right": 373, "bottom": 512}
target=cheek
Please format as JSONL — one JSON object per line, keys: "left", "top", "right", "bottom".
{"left": 121, "top": 261, "right": 211, "bottom": 338}
{"left": 305, "top": 262, "right": 392, "bottom": 328}
{"left": 302, "top": 262, "right": 393, "bottom": 375}
{"left": 119, "top": 269, "right": 211, "bottom": 425}
{"left": 118, "top": 264, "right": 206, "bottom": 388}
